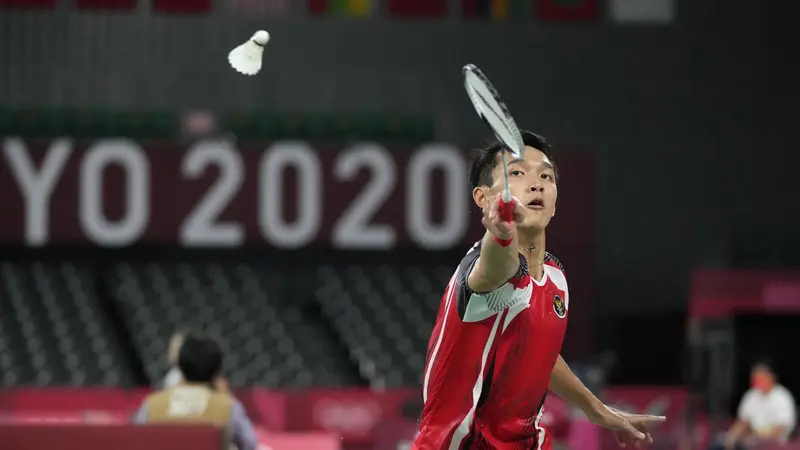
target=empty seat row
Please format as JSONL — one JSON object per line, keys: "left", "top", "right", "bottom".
{"left": 0, "top": 263, "right": 131, "bottom": 386}
{"left": 0, "top": 260, "right": 453, "bottom": 388}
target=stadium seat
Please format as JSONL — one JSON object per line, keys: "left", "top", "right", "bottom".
{"left": 107, "top": 262, "right": 359, "bottom": 387}
{"left": 0, "top": 263, "right": 131, "bottom": 386}
{"left": 314, "top": 264, "right": 452, "bottom": 387}
{"left": 0, "top": 256, "right": 455, "bottom": 389}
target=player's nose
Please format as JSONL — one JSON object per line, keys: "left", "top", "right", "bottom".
{"left": 528, "top": 179, "right": 543, "bottom": 192}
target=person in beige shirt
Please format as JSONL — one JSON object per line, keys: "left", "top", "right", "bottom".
{"left": 134, "top": 332, "right": 258, "bottom": 450}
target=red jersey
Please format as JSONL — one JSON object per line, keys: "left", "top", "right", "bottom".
{"left": 413, "top": 243, "right": 569, "bottom": 450}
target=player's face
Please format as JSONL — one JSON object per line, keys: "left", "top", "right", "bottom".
{"left": 751, "top": 366, "right": 775, "bottom": 392}
{"left": 483, "top": 146, "right": 558, "bottom": 231}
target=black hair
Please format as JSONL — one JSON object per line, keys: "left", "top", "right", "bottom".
{"left": 177, "top": 332, "right": 223, "bottom": 383}
{"left": 752, "top": 359, "right": 776, "bottom": 374}
{"left": 468, "top": 130, "right": 558, "bottom": 188}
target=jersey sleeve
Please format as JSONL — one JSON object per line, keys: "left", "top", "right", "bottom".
{"left": 455, "top": 244, "right": 530, "bottom": 322}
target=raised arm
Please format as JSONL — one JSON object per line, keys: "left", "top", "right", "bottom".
{"left": 468, "top": 195, "right": 524, "bottom": 293}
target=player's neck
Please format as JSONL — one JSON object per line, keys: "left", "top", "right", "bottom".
{"left": 518, "top": 230, "right": 546, "bottom": 279}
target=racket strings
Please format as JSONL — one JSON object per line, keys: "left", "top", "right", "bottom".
{"left": 462, "top": 65, "right": 525, "bottom": 158}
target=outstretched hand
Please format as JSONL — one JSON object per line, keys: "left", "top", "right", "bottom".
{"left": 481, "top": 195, "right": 525, "bottom": 240}
{"left": 588, "top": 406, "right": 666, "bottom": 447}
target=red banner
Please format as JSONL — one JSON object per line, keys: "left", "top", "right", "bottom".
{"left": 0, "top": 424, "right": 226, "bottom": 450}
{"left": 0, "top": 386, "right": 702, "bottom": 449}
{"left": 602, "top": 386, "right": 691, "bottom": 450}
{"left": 0, "top": 139, "right": 595, "bottom": 251}
{"left": 259, "top": 431, "right": 341, "bottom": 450}
{"left": 285, "top": 388, "right": 418, "bottom": 445}
{"left": 689, "top": 269, "right": 800, "bottom": 318}
{"left": 287, "top": 389, "right": 578, "bottom": 446}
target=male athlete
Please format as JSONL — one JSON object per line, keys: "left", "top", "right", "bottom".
{"left": 413, "top": 131, "right": 664, "bottom": 449}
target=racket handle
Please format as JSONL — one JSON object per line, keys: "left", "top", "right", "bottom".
{"left": 497, "top": 197, "right": 515, "bottom": 223}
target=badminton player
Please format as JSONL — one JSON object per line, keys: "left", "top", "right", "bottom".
{"left": 412, "top": 131, "right": 664, "bottom": 450}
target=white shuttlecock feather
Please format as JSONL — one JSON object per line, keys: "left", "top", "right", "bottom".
{"left": 228, "top": 30, "right": 269, "bottom": 76}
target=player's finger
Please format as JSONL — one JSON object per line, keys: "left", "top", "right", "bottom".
{"left": 614, "top": 431, "right": 626, "bottom": 448}
{"left": 626, "top": 424, "right": 646, "bottom": 441}
{"left": 629, "top": 415, "right": 666, "bottom": 427}
{"left": 482, "top": 217, "right": 500, "bottom": 237}
{"left": 482, "top": 202, "right": 492, "bottom": 221}
{"left": 483, "top": 215, "right": 508, "bottom": 239}
{"left": 631, "top": 414, "right": 666, "bottom": 422}
{"left": 493, "top": 197, "right": 514, "bottom": 224}
{"left": 494, "top": 222, "right": 513, "bottom": 239}
{"left": 490, "top": 194, "right": 502, "bottom": 210}
{"left": 495, "top": 215, "right": 512, "bottom": 230}
{"left": 482, "top": 218, "right": 501, "bottom": 237}
{"left": 488, "top": 208, "right": 502, "bottom": 228}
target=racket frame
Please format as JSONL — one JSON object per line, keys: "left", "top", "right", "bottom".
{"left": 462, "top": 64, "right": 524, "bottom": 219}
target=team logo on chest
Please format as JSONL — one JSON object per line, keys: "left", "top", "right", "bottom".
{"left": 553, "top": 294, "right": 567, "bottom": 319}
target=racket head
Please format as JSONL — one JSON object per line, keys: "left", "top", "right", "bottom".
{"left": 462, "top": 64, "right": 525, "bottom": 160}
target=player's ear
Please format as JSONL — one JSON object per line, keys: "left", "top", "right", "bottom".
{"left": 472, "top": 186, "right": 487, "bottom": 209}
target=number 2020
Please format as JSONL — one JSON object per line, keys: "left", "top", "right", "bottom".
{"left": 181, "top": 141, "right": 469, "bottom": 250}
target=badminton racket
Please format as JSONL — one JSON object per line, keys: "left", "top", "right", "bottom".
{"left": 462, "top": 64, "right": 524, "bottom": 223}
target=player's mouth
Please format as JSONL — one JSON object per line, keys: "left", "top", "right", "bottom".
{"left": 526, "top": 198, "right": 545, "bottom": 210}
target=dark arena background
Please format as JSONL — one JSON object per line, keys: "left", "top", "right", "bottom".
{"left": 0, "top": 0, "right": 798, "bottom": 449}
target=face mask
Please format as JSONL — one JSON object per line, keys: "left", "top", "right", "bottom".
{"left": 751, "top": 374, "right": 772, "bottom": 392}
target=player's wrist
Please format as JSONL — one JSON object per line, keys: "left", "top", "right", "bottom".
{"left": 582, "top": 399, "right": 611, "bottom": 424}
{"left": 493, "top": 235, "right": 514, "bottom": 247}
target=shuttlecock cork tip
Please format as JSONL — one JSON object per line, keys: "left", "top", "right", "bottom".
{"left": 251, "top": 30, "right": 269, "bottom": 46}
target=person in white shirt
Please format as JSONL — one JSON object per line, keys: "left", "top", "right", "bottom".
{"left": 712, "top": 362, "right": 796, "bottom": 450}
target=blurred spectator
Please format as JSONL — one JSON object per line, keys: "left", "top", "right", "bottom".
{"left": 163, "top": 330, "right": 187, "bottom": 388}
{"left": 709, "top": 361, "right": 796, "bottom": 450}
{"left": 133, "top": 332, "right": 258, "bottom": 450}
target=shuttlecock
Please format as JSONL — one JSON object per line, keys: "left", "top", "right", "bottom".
{"left": 228, "top": 30, "right": 269, "bottom": 76}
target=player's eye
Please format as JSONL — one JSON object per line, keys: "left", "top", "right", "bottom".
{"left": 541, "top": 173, "right": 553, "bottom": 180}
{"left": 511, "top": 170, "right": 524, "bottom": 176}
